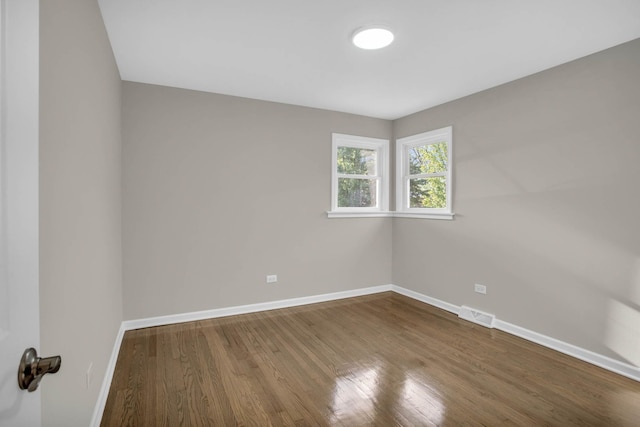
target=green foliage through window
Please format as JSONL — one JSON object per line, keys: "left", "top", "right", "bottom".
{"left": 338, "top": 178, "right": 376, "bottom": 207}
{"left": 337, "top": 147, "right": 377, "bottom": 207}
{"left": 407, "top": 142, "right": 448, "bottom": 209}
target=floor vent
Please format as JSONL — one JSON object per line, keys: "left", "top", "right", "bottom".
{"left": 458, "top": 305, "right": 495, "bottom": 328}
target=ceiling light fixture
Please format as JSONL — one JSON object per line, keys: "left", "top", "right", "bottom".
{"left": 352, "top": 27, "right": 394, "bottom": 50}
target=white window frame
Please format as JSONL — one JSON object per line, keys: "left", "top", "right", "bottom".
{"left": 396, "top": 126, "right": 454, "bottom": 220}
{"left": 328, "top": 133, "right": 390, "bottom": 218}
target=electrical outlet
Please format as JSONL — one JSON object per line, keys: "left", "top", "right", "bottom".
{"left": 86, "top": 362, "right": 93, "bottom": 389}
{"left": 474, "top": 284, "right": 487, "bottom": 294}
{"left": 266, "top": 274, "right": 278, "bottom": 283}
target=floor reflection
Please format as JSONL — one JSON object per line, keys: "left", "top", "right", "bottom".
{"left": 401, "top": 374, "right": 445, "bottom": 424}
{"left": 330, "top": 365, "right": 380, "bottom": 424}
{"left": 328, "top": 361, "right": 446, "bottom": 425}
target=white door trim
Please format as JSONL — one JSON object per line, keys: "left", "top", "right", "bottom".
{"left": 0, "top": 0, "right": 41, "bottom": 426}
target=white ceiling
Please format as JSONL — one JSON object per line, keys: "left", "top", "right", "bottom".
{"left": 98, "top": 0, "right": 640, "bottom": 120}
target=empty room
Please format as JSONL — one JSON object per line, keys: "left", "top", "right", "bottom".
{"left": 2, "top": 0, "right": 640, "bottom": 426}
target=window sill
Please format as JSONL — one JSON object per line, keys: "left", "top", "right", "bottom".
{"left": 326, "top": 211, "right": 394, "bottom": 219}
{"left": 326, "top": 211, "right": 455, "bottom": 220}
{"left": 393, "top": 212, "right": 455, "bottom": 220}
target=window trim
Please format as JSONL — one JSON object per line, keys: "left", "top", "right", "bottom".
{"left": 396, "top": 126, "right": 454, "bottom": 220}
{"left": 329, "top": 133, "right": 390, "bottom": 215}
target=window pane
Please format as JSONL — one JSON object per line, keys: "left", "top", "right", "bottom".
{"left": 337, "top": 147, "right": 377, "bottom": 175}
{"left": 338, "top": 178, "right": 377, "bottom": 207}
{"left": 408, "top": 142, "right": 448, "bottom": 174}
{"left": 409, "top": 177, "right": 446, "bottom": 208}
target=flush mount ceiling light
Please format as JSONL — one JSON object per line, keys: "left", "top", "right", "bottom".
{"left": 352, "top": 27, "right": 394, "bottom": 50}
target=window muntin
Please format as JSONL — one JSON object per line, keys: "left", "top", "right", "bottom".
{"left": 397, "top": 127, "right": 452, "bottom": 216}
{"left": 331, "top": 134, "right": 389, "bottom": 213}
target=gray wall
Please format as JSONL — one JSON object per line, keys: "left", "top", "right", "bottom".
{"left": 122, "top": 83, "right": 393, "bottom": 320}
{"left": 35, "top": 9, "right": 638, "bottom": 423}
{"left": 393, "top": 39, "right": 640, "bottom": 364}
{"left": 39, "top": 0, "right": 123, "bottom": 425}
{"left": 122, "top": 40, "right": 640, "bottom": 367}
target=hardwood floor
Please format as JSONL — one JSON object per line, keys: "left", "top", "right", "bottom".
{"left": 101, "top": 292, "right": 640, "bottom": 426}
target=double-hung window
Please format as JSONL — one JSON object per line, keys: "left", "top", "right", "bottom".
{"left": 329, "top": 133, "right": 389, "bottom": 217}
{"left": 396, "top": 126, "right": 453, "bottom": 219}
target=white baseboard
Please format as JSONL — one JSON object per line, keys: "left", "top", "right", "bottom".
{"left": 91, "top": 284, "right": 394, "bottom": 425}
{"left": 392, "top": 285, "right": 639, "bottom": 382}
{"left": 90, "top": 322, "right": 126, "bottom": 427}
{"left": 494, "top": 319, "right": 640, "bottom": 382}
{"left": 390, "top": 285, "right": 460, "bottom": 315}
{"left": 122, "top": 284, "right": 394, "bottom": 330}
{"left": 92, "top": 283, "right": 640, "bottom": 425}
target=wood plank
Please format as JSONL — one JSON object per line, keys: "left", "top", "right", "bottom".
{"left": 101, "top": 292, "right": 640, "bottom": 426}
